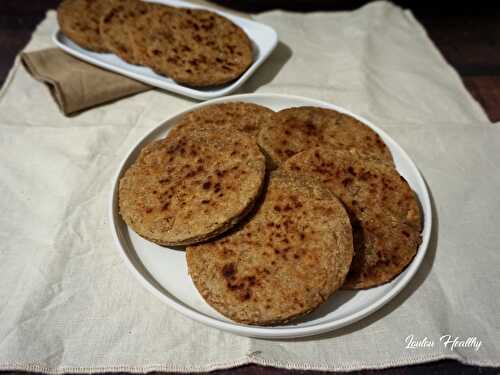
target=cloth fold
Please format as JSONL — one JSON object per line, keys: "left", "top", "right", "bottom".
{"left": 21, "top": 49, "right": 150, "bottom": 115}
{"left": 1, "top": 2, "right": 499, "bottom": 373}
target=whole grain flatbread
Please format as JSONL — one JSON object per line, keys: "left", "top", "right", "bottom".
{"left": 119, "top": 129, "right": 266, "bottom": 246}
{"left": 169, "top": 102, "right": 275, "bottom": 141}
{"left": 186, "top": 171, "right": 353, "bottom": 325}
{"left": 127, "top": 4, "right": 175, "bottom": 65}
{"left": 258, "top": 106, "right": 394, "bottom": 168}
{"left": 283, "top": 148, "right": 422, "bottom": 289}
{"left": 142, "top": 8, "right": 253, "bottom": 86}
{"left": 100, "top": 0, "right": 153, "bottom": 64}
{"left": 57, "top": 0, "right": 111, "bottom": 52}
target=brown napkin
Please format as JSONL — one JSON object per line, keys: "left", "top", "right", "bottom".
{"left": 21, "top": 48, "right": 151, "bottom": 115}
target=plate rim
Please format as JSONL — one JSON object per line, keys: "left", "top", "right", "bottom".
{"left": 109, "top": 93, "right": 433, "bottom": 339}
{"left": 52, "top": 0, "right": 278, "bottom": 100}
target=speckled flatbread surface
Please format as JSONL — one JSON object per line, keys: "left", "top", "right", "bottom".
{"left": 57, "top": 0, "right": 111, "bottom": 52}
{"left": 283, "top": 148, "right": 422, "bottom": 289}
{"left": 100, "top": 0, "right": 151, "bottom": 64}
{"left": 169, "top": 102, "right": 275, "bottom": 141}
{"left": 144, "top": 8, "right": 253, "bottom": 86}
{"left": 118, "top": 129, "right": 266, "bottom": 246}
{"left": 187, "top": 171, "right": 353, "bottom": 325}
{"left": 127, "top": 4, "right": 175, "bottom": 65}
{"left": 258, "top": 106, "right": 394, "bottom": 167}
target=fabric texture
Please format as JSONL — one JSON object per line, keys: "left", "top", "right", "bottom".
{"left": 0, "top": 2, "right": 499, "bottom": 373}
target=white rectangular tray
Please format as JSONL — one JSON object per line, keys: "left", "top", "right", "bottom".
{"left": 53, "top": 0, "right": 278, "bottom": 100}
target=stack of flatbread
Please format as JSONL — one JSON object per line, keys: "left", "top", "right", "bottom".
{"left": 118, "top": 102, "right": 423, "bottom": 325}
{"left": 57, "top": 0, "right": 253, "bottom": 86}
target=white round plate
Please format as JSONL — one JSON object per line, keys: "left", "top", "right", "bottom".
{"left": 110, "top": 94, "right": 432, "bottom": 339}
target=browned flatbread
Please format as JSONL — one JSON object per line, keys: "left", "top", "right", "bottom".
{"left": 100, "top": 0, "right": 153, "bottom": 64}
{"left": 186, "top": 171, "right": 353, "bottom": 325}
{"left": 127, "top": 4, "right": 175, "bottom": 65}
{"left": 283, "top": 148, "right": 422, "bottom": 289}
{"left": 141, "top": 8, "right": 253, "bottom": 86}
{"left": 57, "top": 0, "right": 111, "bottom": 52}
{"left": 169, "top": 102, "right": 275, "bottom": 141}
{"left": 119, "top": 129, "right": 266, "bottom": 246}
{"left": 258, "top": 106, "right": 394, "bottom": 168}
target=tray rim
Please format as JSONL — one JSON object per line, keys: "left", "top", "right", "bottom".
{"left": 109, "top": 93, "right": 433, "bottom": 339}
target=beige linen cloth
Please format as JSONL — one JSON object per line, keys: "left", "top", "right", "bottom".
{"left": 1, "top": 2, "right": 499, "bottom": 372}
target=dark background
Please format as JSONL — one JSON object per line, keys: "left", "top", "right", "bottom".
{"left": 0, "top": 1, "right": 499, "bottom": 375}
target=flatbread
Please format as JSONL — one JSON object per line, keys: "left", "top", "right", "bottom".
{"left": 142, "top": 8, "right": 253, "bottom": 86}
{"left": 187, "top": 171, "right": 353, "bottom": 325}
{"left": 127, "top": 4, "right": 175, "bottom": 65}
{"left": 100, "top": 0, "right": 152, "bottom": 64}
{"left": 57, "top": 0, "right": 110, "bottom": 52}
{"left": 283, "top": 148, "right": 422, "bottom": 289}
{"left": 119, "top": 129, "right": 266, "bottom": 246}
{"left": 258, "top": 106, "right": 394, "bottom": 168}
{"left": 169, "top": 102, "right": 275, "bottom": 141}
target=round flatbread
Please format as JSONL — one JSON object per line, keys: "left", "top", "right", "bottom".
{"left": 283, "top": 148, "right": 422, "bottom": 289}
{"left": 258, "top": 106, "right": 394, "bottom": 168}
{"left": 187, "top": 171, "right": 354, "bottom": 325}
{"left": 57, "top": 0, "right": 111, "bottom": 52}
{"left": 100, "top": 0, "right": 154, "bottom": 64}
{"left": 119, "top": 129, "right": 266, "bottom": 246}
{"left": 142, "top": 8, "right": 253, "bottom": 86}
{"left": 169, "top": 102, "right": 275, "bottom": 141}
